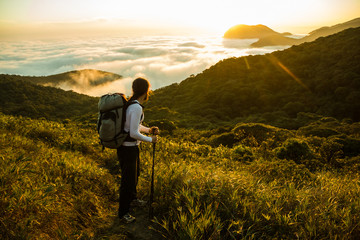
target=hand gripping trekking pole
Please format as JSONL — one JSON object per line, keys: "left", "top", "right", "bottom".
{"left": 149, "top": 142, "right": 156, "bottom": 219}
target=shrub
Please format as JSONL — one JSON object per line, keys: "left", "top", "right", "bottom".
{"left": 232, "top": 145, "right": 255, "bottom": 162}
{"left": 233, "top": 122, "right": 293, "bottom": 147}
{"left": 147, "top": 119, "right": 177, "bottom": 135}
{"left": 276, "top": 138, "right": 313, "bottom": 163}
{"left": 319, "top": 138, "right": 343, "bottom": 165}
{"left": 298, "top": 125, "right": 340, "bottom": 138}
{"left": 208, "top": 132, "right": 237, "bottom": 147}
{"left": 334, "top": 136, "right": 360, "bottom": 157}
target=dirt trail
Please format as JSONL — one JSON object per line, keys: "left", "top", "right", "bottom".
{"left": 124, "top": 207, "right": 164, "bottom": 240}
{"left": 95, "top": 204, "right": 164, "bottom": 240}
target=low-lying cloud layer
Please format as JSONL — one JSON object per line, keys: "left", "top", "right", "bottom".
{"left": 0, "top": 35, "right": 287, "bottom": 96}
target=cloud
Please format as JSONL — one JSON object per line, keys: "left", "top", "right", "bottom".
{"left": 54, "top": 77, "right": 132, "bottom": 97}
{"left": 0, "top": 36, "right": 288, "bottom": 96}
{"left": 178, "top": 42, "right": 205, "bottom": 48}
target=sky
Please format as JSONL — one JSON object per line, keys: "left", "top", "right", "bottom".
{"left": 1, "top": 0, "right": 359, "bottom": 39}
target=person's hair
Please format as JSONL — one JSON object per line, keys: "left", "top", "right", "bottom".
{"left": 129, "top": 77, "right": 150, "bottom": 102}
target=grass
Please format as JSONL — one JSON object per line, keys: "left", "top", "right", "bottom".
{"left": 149, "top": 140, "right": 360, "bottom": 239}
{"left": 0, "top": 114, "right": 124, "bottom": 239}
{"left": 1, "top": 113, "right": 360, "bottom": 239}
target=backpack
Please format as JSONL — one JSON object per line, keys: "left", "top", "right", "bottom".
{"left": 97, "top": 93, "right": 137, "bottom": 149}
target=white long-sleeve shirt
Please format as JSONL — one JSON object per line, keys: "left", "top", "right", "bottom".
{"left": 122, "top": 100, "right": 152, "bottom": 146}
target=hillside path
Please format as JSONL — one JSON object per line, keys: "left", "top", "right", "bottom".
{"left": 124, "top": 207, "right": 164, "bottom": 240}
{"left": 95, "top": 204, "right": 164, "bottom": 240}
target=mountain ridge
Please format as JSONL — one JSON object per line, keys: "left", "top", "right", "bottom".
{"left": 223, "top": 17, "right": 360, "bottom": 47}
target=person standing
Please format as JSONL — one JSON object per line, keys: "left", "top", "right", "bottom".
{"left": 117, "top": 77, "right": 159, "bottom": 223}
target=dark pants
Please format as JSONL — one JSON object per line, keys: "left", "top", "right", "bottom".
{"left": 117, "top": 145, "right": 140, "bottom": 217}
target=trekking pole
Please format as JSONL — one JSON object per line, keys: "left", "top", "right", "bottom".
{"left": 149, "top": 142, "right": 156, "bottom": 219}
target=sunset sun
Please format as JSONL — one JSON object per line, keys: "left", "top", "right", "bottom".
{"left": 1, "top": 0, "right": 359, "bottom": 36}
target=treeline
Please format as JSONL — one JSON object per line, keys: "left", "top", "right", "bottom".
{"left": 146, "top": 27, "right": 360, "bottom": 128}
{"left": 0, "top": 76, "right": 98, "bottom": 121}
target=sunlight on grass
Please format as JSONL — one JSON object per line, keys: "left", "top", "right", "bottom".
{"left": 1, "top": 113, "right": 359, "bottom": 239}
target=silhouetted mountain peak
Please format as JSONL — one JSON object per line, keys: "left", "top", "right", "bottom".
{"left": 223, "top": 24, "right": 282, "bottom": 39}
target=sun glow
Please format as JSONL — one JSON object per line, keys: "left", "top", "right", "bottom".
{"left": 0, "top": 0, "right": 359, "bottom": 38}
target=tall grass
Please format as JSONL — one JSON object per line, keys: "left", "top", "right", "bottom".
{"left": 0, "top": 114, "right": 124, "bottom": 239}
{"left": 141, "top": 139, "right": 360, "bottom": 239}
{"left": 1, "top": 113, "right": 360, "bottom": 239}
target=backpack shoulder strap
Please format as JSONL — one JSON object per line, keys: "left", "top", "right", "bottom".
{"left": 125, "top": 100, "right": 144, "bottom": 109}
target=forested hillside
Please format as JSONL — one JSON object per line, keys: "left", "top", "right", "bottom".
{"left": 147, "top": 27, "right": 360, "bottom": 128}
{"left": 0, "top": 76, "right": 98, "bottom": 121}
{"left": 0, "top": 69, "right": 122, "bottom": 87}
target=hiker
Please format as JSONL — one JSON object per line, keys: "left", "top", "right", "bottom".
{"left": 118, "top": 77, "right": 159, "bottom": 223}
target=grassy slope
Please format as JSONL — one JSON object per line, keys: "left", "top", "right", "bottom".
{"left": 0, "top": 114, "right": 126, "bottom": 239}
{"left": 1, "top": 113, "right": 359, "bottom": 239}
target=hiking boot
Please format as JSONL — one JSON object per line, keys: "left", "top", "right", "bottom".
{"left": 121, "top": 213, "right": 136, "bottom": 223}
{"left": 132, "top": 199, "right": 147, "bottom": 207}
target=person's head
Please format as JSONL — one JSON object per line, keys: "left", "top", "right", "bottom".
{"left": 131, "top": 77, "right": 150, "bottom": 102}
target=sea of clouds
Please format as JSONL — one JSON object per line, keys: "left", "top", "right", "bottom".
{"left": 0, "top": 35, "right": 288, "bottom": 96}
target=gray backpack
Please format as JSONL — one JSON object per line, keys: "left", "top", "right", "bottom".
{"left": 97, "top": 93, "right": 137, "bottom": 149}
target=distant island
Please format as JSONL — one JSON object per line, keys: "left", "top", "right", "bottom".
{"left": 224, "top": 17, "right": 360, "bottom": 47}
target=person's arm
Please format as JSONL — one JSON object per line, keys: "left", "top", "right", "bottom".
{"left": 128, "top": 105, "right": 153, "bottom": 142}
{"left": 140, "top": 124, "right": 150, "bottom": 134}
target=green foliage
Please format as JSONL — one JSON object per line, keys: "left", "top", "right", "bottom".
{"left": 0, "top": 69, "right": 121, "bottom": 86}
{"left": 0, "top": 114, "right": 124, "bottom": 239}
{"left": 0, "top": 76, "right": 98, "bottom": 121}
{"left": 248, "top": 159, "right": 313, "bottom": 186}
{"left": 232, "top": 145, "right": 254, "bottom": 162}
{"left": 1, "top": 112, "right": 360, "bottom": 239}
{"left": 276, "top": 138, "right": 313, "bottom": 162}
{"left": 319, "top": 138, "right": 343, "bottom": 165}
{"left": 147, "top": 119, "right": 177, "bottom": 135}
{"left": 333, "top": 136, "right": 360, "bottom": 157}
{"left": 233, "top": 122, "right": 293, "bottom": 146}
{"left": 207, "top": 132, "right": 237, "bottom": 147}
{"left": 150, "top": 139, "right": 360, "bottom": 239}
{"left": 282, "top": 101, "right": 307, "bottom": 118}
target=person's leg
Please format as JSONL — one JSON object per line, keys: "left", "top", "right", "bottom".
{"left": 118, "top": 146, "right": 138, "bottom": 218}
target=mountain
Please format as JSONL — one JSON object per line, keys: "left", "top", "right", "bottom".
{"left": 1, "top": 69, "right": 122, "bottom": 89}
{"left": 224, "top": 17, "right": 360, "bottom": 47}
{"left": 252, "top": 17, "right": 360, "bottom": 47}
{"left": 0, "top": 75, "right": 98, "bottom": 121}
{"left": 223, "top": 24, "right": 290, "bottom": 39}
{"left": 305, "top": 17, "right": 360, "bottom": 42}
{"left": 147, "top": 27, "right": 360, "bottom": 128}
